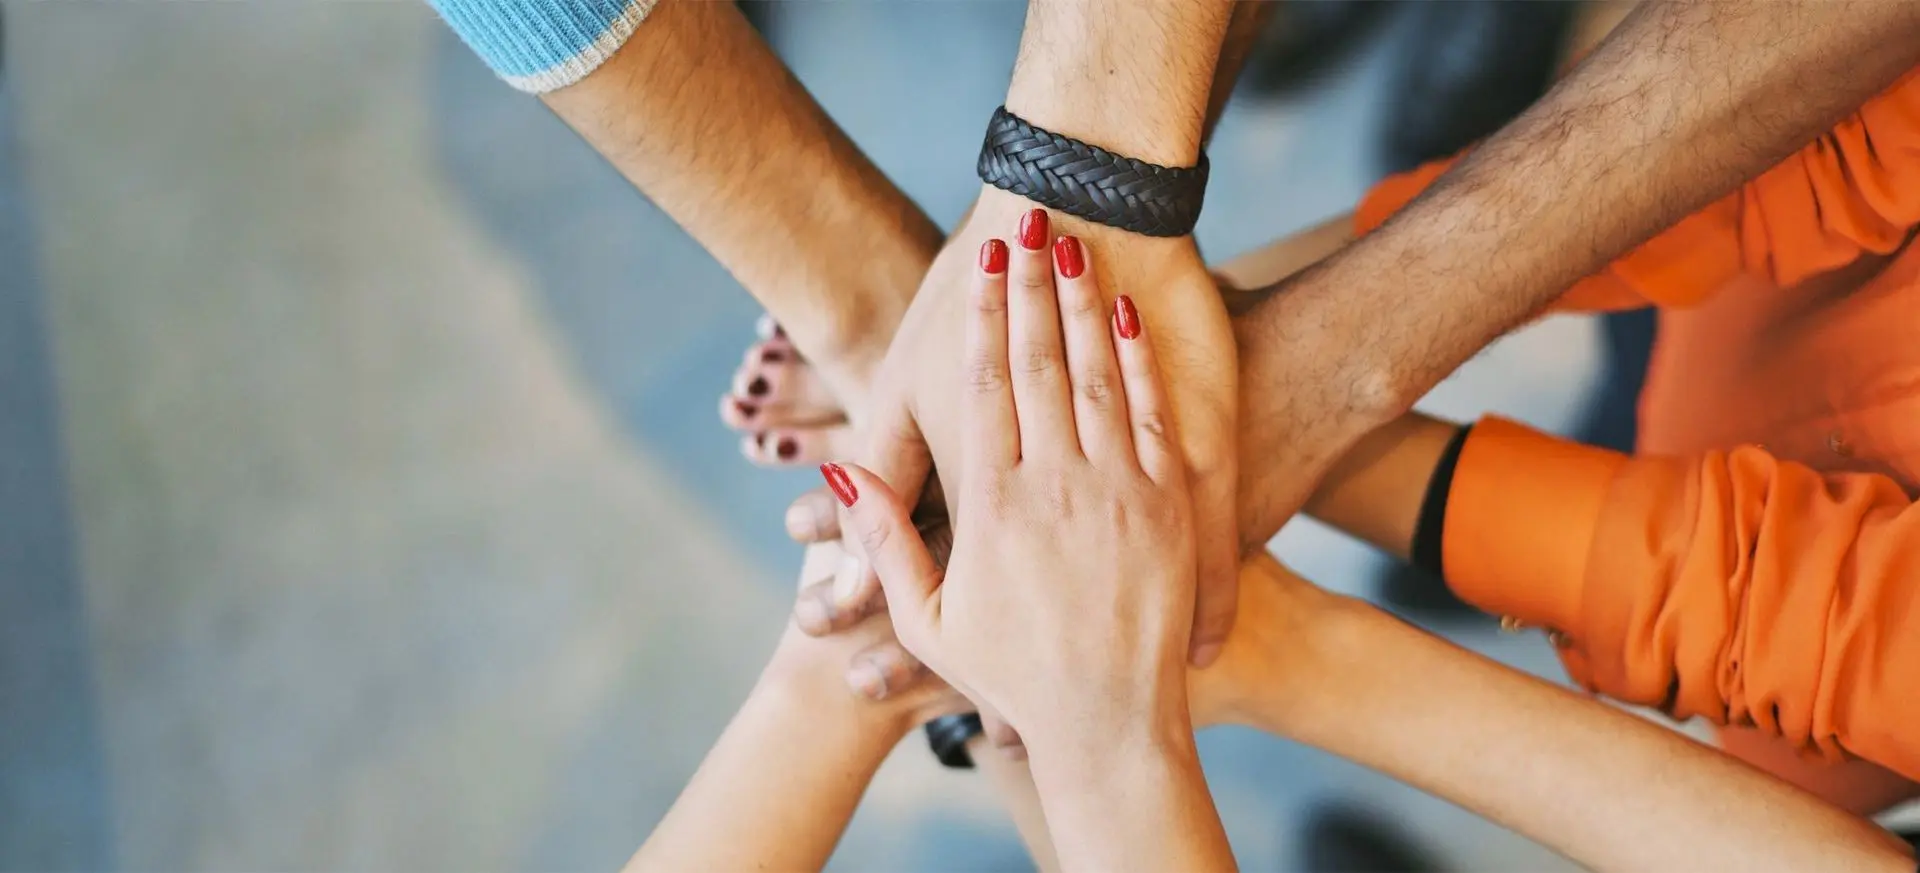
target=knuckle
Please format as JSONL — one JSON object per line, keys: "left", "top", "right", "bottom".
{"left": 857, "top": 516, "right": 893, "bottom": 557}
{"left": 1136, "top": 410, "right": 1173, "bottom": 443}
{"left": 1076, "top": 369, "right": 1115, "bottom": 406}
{"left": 965, "top": 355, "right": 1008, "bottom": 394}
{"left": 1016, "top": 342, "right": 1063, "bottom": 377}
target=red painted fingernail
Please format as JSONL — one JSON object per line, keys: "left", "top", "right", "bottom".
{"left": 1017, "top": 209, "right": 1049, "bottom": 251}
{"left": 755, "top": 432, "right": 768, "bottom": 448}
{"left": 979, "top": 238, "right": 1008, "bottom": 274}
{"left": 747, "top": 377, "right": 770, "bottom": 397}
{"left": 1115, "top": 295, "right": 1141, "bottom": 340}
{"left": 820, "top": 462, "right": 858, "bottom": 507}
{"left": 777, "top": 437, "right": 799, "bottom": 460}
{"left": 734, "top": 399, "right": 757, "bottom": 419}
{"left": 1053, "top": 235, "right": 1085, "bottom": 279}
{"left": 761, "top": 348, "right": 786, "bottom": 364}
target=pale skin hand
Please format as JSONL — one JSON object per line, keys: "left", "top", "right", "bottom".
{"left": 830, "top": 227, "right": 1233, "bottom": 872}
{"left": 1233, "top": 0, "right": 1920, "bottom": 543}
{"left": 624, "top": 539, "right": 967, "bottom": 873}
{"left": 848, "top": 0, "right": 1244, "bottom": 670}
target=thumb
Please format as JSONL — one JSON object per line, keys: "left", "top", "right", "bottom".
{"left": 831, "top": 401, "right": 933, "bottom": 608}
{"left": 820, "top": 462, "right": 942, "bottom": 649}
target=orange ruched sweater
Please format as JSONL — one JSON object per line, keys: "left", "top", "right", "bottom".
{"left": 1356, "top": 69, "right": 1920, "bottom": 783}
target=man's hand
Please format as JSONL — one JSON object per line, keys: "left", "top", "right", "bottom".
{"left": 847, "top": 190, "right": 1241, "bottom": 666}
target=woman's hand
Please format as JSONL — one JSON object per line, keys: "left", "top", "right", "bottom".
{"left": 825, "top": 223, "right": 1197, "bottom": 756}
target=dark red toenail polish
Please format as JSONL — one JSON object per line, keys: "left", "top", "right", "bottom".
{"left": 762, "top": 349, "right": 786, "bottom": 364}
{"left": 735, "top": 400, "right": 757, "bottom": 419}
{"left": 748, "top": 377, "right": 770, "bottom": 397}
{"left": 777, "top": 437, "right": 799, "bottom": 460}
{"left": 820, "top": 462, "right": 857, "bottom": 507}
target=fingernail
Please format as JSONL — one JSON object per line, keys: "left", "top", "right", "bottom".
{"left": 979, "top": 238, "right": 1009, "bottom": 274}
{"left": 1190, "top": 640, "right": 1224, "bottom": 669}
{"left": 1114, "top": 295, "right": 1141, "bottom": 339}
{"left": 747, "top": 377, "right": 770, "bottom": 398}
{"left": 832, "top": 551, "right": 863, "bottom": 603}
{"left": 1017, "top": 208, "right": 1049, "bottom": 251}
{"left": 820, "top": 462, "right": 858, "bottom": 507}
{"left": 777, "top": 437, "right": 799, "bottom": 461}
{"left": 785, "top": 502, "right": 818, "bottom": 540}
{"left": 761, "top": 348, "right": 786, "bottom": 364}
{"left": 1053, "top": 235, "right": 1085, "bottom": 278}
{"left": 793, "top": 596, "right": 830, "bottom": 634}
{"left": 849, "top": 661, "right": 888, "bottom": 700}
{"left": 734, "top": 399, "right": 757, "bottom": 419}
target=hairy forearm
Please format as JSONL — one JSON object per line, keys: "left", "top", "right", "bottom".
{"left": 1232, "top": 0, "right": 1920, "bottom": 538}
{"left": 1005, "top": 0, "right": 1235, "bottom": 168}
{"left": 543, "top": 0, "right": 940, "bottom": 386}
{"left": 626, "top": 652, "right": 910, "bottom": 872}
{"left": 1236, "top": 589, "right": 1912, "bottom": 872}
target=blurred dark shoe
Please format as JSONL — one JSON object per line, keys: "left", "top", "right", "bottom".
{"left": 1379, "top": 0, "right": 1577, "bottom": 173}
{"left": 1241, "top": 1, "right": 1398, "bottom": 99}
{"left": 1300, "top": 803, "right": 1446, "bottom": 873}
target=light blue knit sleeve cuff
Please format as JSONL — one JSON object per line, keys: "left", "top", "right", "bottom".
{"left": 429, "top": 0, "right": 662, "bottom": 94}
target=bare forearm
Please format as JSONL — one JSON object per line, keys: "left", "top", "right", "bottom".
{"left": 1005, "top": 0, "right": 1234, "bottom": 168}
{"left": 543, "top": 0, "right": 940, "bottom": 384}
{"left": 1242, "top": 595, "right": 1912, "bottom": 872}
{"left": 1233, "top": 0, "right": 1920, "bottom": 537}
{"left": 626, "top": 655, "right": 909, "bottom": 872}
{"left": 1028, "top": 731, "right": 1235, "bottom": 873}
{"left": 974, "top": 739, "right": 1062, "bottom": 873}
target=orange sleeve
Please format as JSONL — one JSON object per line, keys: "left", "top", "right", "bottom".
{"left": 1442, "top": 417, "right": 1920, "bottom": 782}
{"left": 1352, "top": 69, "right": 1920, "bottom": 313}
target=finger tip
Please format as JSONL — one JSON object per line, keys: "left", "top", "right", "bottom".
{"left": 1189, "top": 640, "right": 1224, "bottom": 669}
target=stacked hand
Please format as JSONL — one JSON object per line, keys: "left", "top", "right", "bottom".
{"left": 844, "top": 189, "right": 1242, "bottom": 668}
{"left": 827, "top": 222, "right": 1197, "bottom": 748}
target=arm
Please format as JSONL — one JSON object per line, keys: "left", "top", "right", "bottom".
{"left": 1233, "top": 0, "right": 1920, "bottom": 541}
{"left": 1025, "top": 731, "right": 1236, "bottom": 873}
{"left": 1208, "top": 555, "right": 1915, "bottom": 873}
{"left": 1296, "top": 411, "right": 1920, "bottom": 786}
{"left": 434, "top": 0, "right": 943, "bottom": 394}
{"left": 1348, "top": 67, "right": 1920, "bottom": 317}
{"left": 626, "top": 540, "right": 955, "bottom": 872}
{"left": 857, "top": 0, "right": 1248, "bottom": 664}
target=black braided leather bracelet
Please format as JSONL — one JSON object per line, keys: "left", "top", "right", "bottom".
{"left": 923, "top": 712, "right": 985, "bottom": 769}
{"left": 977, "top": 106, "right": 1210, "bottom": 238}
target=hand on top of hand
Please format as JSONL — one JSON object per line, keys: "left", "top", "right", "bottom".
{"left": 841, "top": 189, "right": 1242, "bottom": 668}
{"left": 823, "top": 219, "right": 1200, "bottom": 753}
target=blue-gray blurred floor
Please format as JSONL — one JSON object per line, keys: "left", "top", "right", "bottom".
{"left": 1, "top": 3, "right": 1610, "bottom": 870}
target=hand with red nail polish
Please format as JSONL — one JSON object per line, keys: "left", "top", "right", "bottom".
{"left": 846, "top": 187, "right": 1242, "bottom": 678}
{"left": 823, "top": 219, "right": 1204, "bottom": 789}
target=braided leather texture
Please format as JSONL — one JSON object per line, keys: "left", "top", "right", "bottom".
{"left": 977, "top": 106, "right": 1209, "bottom": 238}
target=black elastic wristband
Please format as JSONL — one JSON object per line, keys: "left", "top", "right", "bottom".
{"left": 977, "top": 106, "right": 1210, "bottom": 238}
{"left": 923, "top": 713, "right": 985, "bottom": 770}
{"left": 1410, "top": 424, "right": 1473, "bottom": 578}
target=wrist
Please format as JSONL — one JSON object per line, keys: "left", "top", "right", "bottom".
{"left": 1001, "top": 2, "right": 1231, "bottom": 168}
{"left": 758, "top": 638, "right": 918, "bottom": 747}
